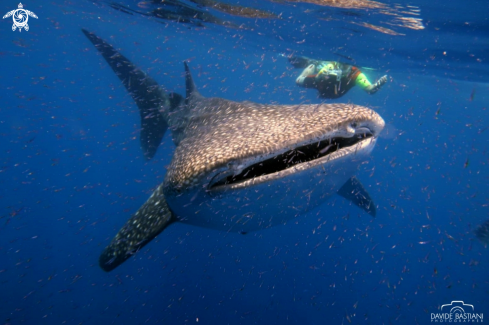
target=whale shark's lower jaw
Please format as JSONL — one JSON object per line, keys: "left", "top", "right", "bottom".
{"left": 164, "top": 132, "right": 377, "bottom": 233}
{"left": 207, "top": 131, "right": 376, "bottom": 191}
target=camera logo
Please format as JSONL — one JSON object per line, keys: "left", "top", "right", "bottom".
{"left": 3, "top": 3, "right": 38, "bottom": 32}
{"left": 432, "top": 301, "right": 483, "bottom": 323}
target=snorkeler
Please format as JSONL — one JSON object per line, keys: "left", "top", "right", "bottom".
{"left": 286, "top": 55, "right": 388, "bottom": 99}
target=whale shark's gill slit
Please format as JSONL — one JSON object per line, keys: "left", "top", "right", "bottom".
{"left": 210, "top": 133, "right": 373, "bottom": 188}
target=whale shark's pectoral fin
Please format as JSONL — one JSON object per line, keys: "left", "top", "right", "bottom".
{"left": 99, "top": 185, "right": 174, "bottom": 271}
{"left": 81, "top": 29, "right": 179, "bottom": 160}
{"left": 337, "top": 176, "right": 376, "bottom": 217}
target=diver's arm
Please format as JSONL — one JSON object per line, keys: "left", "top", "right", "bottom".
{"left": 296, "top": 64, "right": 318, "bottom": 88}
{"left": 288, "top": 55, "right": 324, "bottom": 69}
{"left": 289, "top": 55, "right": 312, "bottom": 68}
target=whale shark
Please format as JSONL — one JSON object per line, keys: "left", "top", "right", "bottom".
{"left": 82, "top": 30, "right": 385, "bottom": 272}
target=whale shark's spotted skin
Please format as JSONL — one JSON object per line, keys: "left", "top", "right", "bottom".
{"left": 82, "top": 30, "right": 385, "bottom": 272}
{"left": 100, "top": 185, "right": 172, "bottom": 269}
{"left": 165, "top": 97, "right": 383, "bottom": 193}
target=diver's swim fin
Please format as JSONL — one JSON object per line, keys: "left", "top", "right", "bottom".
{"left": 337, "top": 176, "right": 376, "bottom": 217}
{"left": 81, "top": 29, "right": 174, "bottom": 160}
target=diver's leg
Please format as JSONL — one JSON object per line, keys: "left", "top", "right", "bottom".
{"left": 357, "top": 73, "right": 387, "bottom": 94}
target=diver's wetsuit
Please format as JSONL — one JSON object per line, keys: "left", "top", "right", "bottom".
{"left": 289, "top": 55, "right": 385, "bottom": 99}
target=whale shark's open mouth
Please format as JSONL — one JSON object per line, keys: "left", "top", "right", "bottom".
{"left": 209, "top": 130, "right": 374, "bottom": 189}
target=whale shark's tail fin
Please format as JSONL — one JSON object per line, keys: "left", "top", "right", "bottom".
{"left": 82, "top": 29, "right": 180, "bottom": 160}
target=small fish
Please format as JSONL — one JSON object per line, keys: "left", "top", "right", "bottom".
{"left": 333, "top": 52, "right": 354, "bottom": 61}
{"left": 360, "top": 67, "right": 377, "bottom": 71}
{"left": 319, "top": 143, "right": 335, "bottom": 154}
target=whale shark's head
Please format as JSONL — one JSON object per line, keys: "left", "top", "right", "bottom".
{"left": 163, "top": 64, "right": 385, "bottom": 231}
{"left": 164, "top": 102, "right": 384, "bottom": 193}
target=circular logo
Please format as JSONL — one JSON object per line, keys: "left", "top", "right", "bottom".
{"left": 13, "top": 9, "right": 28, "bottom": 29}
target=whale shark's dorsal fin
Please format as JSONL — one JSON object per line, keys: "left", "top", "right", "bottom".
{"left": 337, "top": 176, "right": 376, "bottom": 217}
{"left": 184, "top": 61, "right": 202, "bottom": 103}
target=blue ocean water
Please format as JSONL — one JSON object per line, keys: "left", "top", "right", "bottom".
{"left": 1, "top": 0, "right": 488, "bottom": 324}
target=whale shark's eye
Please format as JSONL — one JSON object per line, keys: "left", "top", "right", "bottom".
{"left": 351, "top": 122, "right": 357, "bottom": 128}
